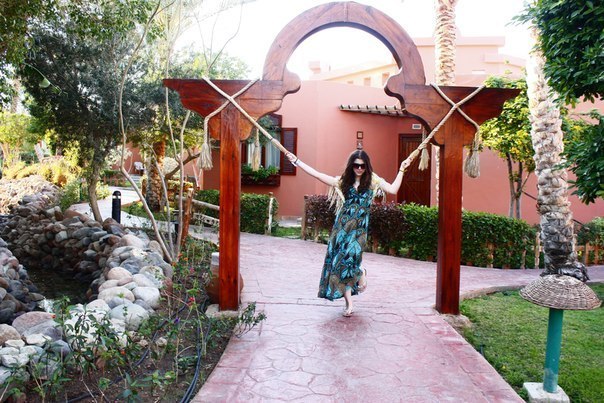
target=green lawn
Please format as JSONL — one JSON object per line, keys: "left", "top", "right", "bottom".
{"left": 460, "top": 284, "right": 604, "bottom": 402}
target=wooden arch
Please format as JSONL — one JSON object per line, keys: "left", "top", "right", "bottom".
{"left": 262, "top": 2, "right": 425, "bottom": 92}
{"left": 164, "top": 1, "right": 518, "bottom": 314}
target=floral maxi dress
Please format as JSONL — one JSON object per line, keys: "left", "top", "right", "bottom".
{"left": 318, "top": 185, "right": 374, "bottom": 300}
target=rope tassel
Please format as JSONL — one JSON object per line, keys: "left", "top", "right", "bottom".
{"left": 418, "top": 128, "right": 429, "bottom": 171}
{"left": 199, "top": 140, "right": 213, "bottom": 170}
{"left": 418, "top": 147, "right": 430, "bottom": 171}
{"left": 251, "top": 129, "right": 261, "bottom": 171}
{"left": 464, "top": 130, "right": 481, "bottom": 178}
{"left": 197, "top": 79, "right": 258, "bottom": 171}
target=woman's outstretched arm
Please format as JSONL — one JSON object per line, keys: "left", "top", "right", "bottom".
{"left": 379, "top": 159, "right": 412, "bottom": 195}
{"left": 286, "top": 153, "right": 339, "bottom": 187}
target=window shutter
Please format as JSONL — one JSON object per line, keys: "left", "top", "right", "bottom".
{"left": 280, "top": 128, "right": 297, "bottom": 175}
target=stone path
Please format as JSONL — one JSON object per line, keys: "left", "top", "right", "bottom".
{"left": 193, "top": 233, "right": 604, "bottom": 402}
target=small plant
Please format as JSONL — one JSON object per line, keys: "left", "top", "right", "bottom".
{"left": 241, "top": 163, "right": 279, "bottom": 181}
{"left": 234, "top": 302, "right": 266, "bottom": 338}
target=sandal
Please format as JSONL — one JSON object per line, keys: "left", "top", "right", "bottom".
{"left": 343, "top": 306, "right": 354, "bottom": 317}
{"left": 358, "top": 269, "right": 368, "bottom": 293}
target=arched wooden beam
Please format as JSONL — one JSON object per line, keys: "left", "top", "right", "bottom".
{"left": 263, "top": 1, "right": 426, "bottom": 96}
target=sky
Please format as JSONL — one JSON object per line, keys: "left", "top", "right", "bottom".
{"left": 178, "top": 0, "right": 532, "bottom": 79}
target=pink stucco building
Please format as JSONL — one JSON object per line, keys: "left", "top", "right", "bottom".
{"left": 189, "top": 35, "right": 603, "bottom": 225}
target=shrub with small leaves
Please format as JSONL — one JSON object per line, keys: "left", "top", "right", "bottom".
{"left": 195, "top": 189, "right": 278, "bottom": 234}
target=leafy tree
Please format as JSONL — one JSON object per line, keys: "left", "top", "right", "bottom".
{"left": 0, "top": 111, "right": 40, "bottom": 167}
{"left": 516, "top": 1, "right": 604, "bottom": 104}
{"left": 481, "top": 76, "right": 533, "bottom": 219}
{"left": 18, "top": 1, "right": 156, "bottom": 221}
{"left": 0, "top": 0, "right": 58, "bottom": 107}
{"left": 562, "top": 111, "right": 604, "bottom": 204}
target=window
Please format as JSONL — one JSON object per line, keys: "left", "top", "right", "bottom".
{"left": 241, "top": 114, "right": 297, "bottom": 176}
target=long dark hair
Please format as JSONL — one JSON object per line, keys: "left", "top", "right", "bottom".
{"left": 340, "top": 150, "right": 373, "bottom": 194}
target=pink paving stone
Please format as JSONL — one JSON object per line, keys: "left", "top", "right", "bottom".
{"left": 193, "top": 233, "right": 604, "bottom": 402}
{"left": 307, "top": 373, "right": 344, "bottom": 395}
{"left": 203, "top": 366, "right": 247, "bottom": 385}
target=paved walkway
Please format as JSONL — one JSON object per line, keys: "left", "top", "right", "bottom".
{"left": 193, "top": 234, "right": 603, "bottom": 402}
{"left": 68, "top": 190, "right": 604, "bottom": 402}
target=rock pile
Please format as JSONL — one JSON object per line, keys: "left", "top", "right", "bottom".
{"left": 0, "top": 177, "right": 174, "bottom": 387}
{"left": 0, "top": 175, "right": 60, "bottom": 215}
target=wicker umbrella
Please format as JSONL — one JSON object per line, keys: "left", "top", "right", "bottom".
{"left": 520, "top": 274, "right": 601, "bottom": 310}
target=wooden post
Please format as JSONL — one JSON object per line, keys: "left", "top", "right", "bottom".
{"left": 535, "top": 232, "right": 541, "bottom": 269}
{"left": 301, "top": 195, "right": 308, "bottom": 240}
{"left": 265, "top": 192, "right": 274, "bottom": 235}
{"left": 435, "top": 116, "right": 465, "bottom": 315}
{"left": 219, "top": 105, "right": 241, "bottom": 311}
{"left": 180, "top": 188, "right": 194, "bottom": 247}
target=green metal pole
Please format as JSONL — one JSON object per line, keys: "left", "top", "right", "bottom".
{"left": 543, "top": 308, "right": 564, "bottom": 393}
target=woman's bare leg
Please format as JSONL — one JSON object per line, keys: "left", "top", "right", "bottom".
{"left": 343, "top": 288, "right": 353, "bottom": 316}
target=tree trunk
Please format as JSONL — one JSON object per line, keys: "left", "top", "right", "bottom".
{"left": 515, "top": 161, "right": 523, "bottom": 219}
{"left": 506, "top": 154, "right": 515, "bottom": 218}
{"left": 146, "top": 140, "right": 165, "bottom": 212}
{"left": 526, "top": 28, "right": 588, "bottom": 282}
{"left": 434, "top": 0, "right": 458, "bottom": 203}
{"left": 87, "top": 164, "right": 103, "bottom": 222}
{"left": 10, "top": 79, "right": 20, "bottom": 113}
{"left": 435, "top": 0, "right": 458, "bottom": 85}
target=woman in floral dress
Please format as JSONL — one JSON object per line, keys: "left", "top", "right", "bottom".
{"left": 287, "top": 150, "right": 409, "bottom": 316}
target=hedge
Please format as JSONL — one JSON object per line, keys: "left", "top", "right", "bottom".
{"left": 303, "top": 197, "right": 538, "bottom": 269}
{"left": 195, "top": 189, "right": 278, "bottom": 234}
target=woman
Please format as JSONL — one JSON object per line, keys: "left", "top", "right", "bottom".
{"left": 287, "top": 150, "right": 409, "bottom": 316}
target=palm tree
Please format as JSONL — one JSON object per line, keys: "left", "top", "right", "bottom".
{"left": 433, "top": 0, "right": 459, "bottom": 199}
{"left": 525, "top": 28, "right": 588, "bottom": 282}
{"left": 434, "top": 0, "right": 458, "bottom": 86}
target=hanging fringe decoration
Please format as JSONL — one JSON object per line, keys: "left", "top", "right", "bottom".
{"left": 464, "top": 128, "right": 481, "bottom": 178}
{"left": 418, "top": 147, "right": 430, "bottom": 170}
{"left": 418, "top": 128, "right": 429, "bottom": 170}
{"left": 251, "top": 128, "right": 261, "bottom": 171}
{"left": 199, "top": 119, "right": 213, "bottom": 170}
{"left": 197, "top": 79, "right": 259, "bottom": 171}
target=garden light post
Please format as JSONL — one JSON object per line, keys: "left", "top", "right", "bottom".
{"left": 520, "top": 275, "right": 600, "bottom": 402}
{"left": 543, "top": 308, "right": 563, "bottom": 392}
{"left": 111, "top": 190, "right": 121, "bottom": 223}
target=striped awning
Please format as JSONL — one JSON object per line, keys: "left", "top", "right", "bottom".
{"left": 339, "top": 104, "right": 407, "bottom": 117}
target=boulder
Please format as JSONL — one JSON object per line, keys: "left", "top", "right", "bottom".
{"left": 132, "top": 287, "right": 161, "bottom": 309}
{"left": 106, "top": 267, "right": 133, "bottom": 282}
{"left": 0, "top": 324, "right": 21, "bottom": 345}
{"left": 98, "top": 287, "right": 135, "bottom": 304}
{"left": 11, "top": 311, "right": 55, "bottom": 335}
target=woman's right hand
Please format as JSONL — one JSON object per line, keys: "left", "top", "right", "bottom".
{"left": 286, "top": 153, "right": 298, "bottom": 164}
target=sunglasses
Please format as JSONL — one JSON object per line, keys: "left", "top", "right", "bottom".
{"left": 353, "top": 163, "right": 366, "bottom": 169}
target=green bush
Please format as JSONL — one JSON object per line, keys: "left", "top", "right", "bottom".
{"left": 577, "top": 217, "right": 604, "bottom": 263}
{"left": 577, "top": 217, "right": 604, "bottom": 246}
{"left": 399, "top": 203, "right": 439, "bottom": 261}
{"left": 369, "top": 202, "right": 406, "bottom": 250}
{"left": 461, "top": 210, "right": 536, "bottom": 268}
{"left": 241, "top": 164, "right": 279, "bottom": 181}
{"left": 303, "top": 195, "right": 335, "bottom": 235}
{"left": 195, "top": 189, "right": 278, "bottom": 234}
{"left": 3, "top": 157, "right": 79, "bottom": 187}
{"left": 59, "top": 179, "right": 111, "bottom": 211}
{"left": 302, "top": 197, "right": 538, "bottom": 268}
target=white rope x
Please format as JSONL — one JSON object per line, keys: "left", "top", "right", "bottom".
{"left": 202, "top": 77, "right": 289, "bottom": 154}
{"left": 402, "top": 84, "right": 485, "bottom": 166}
